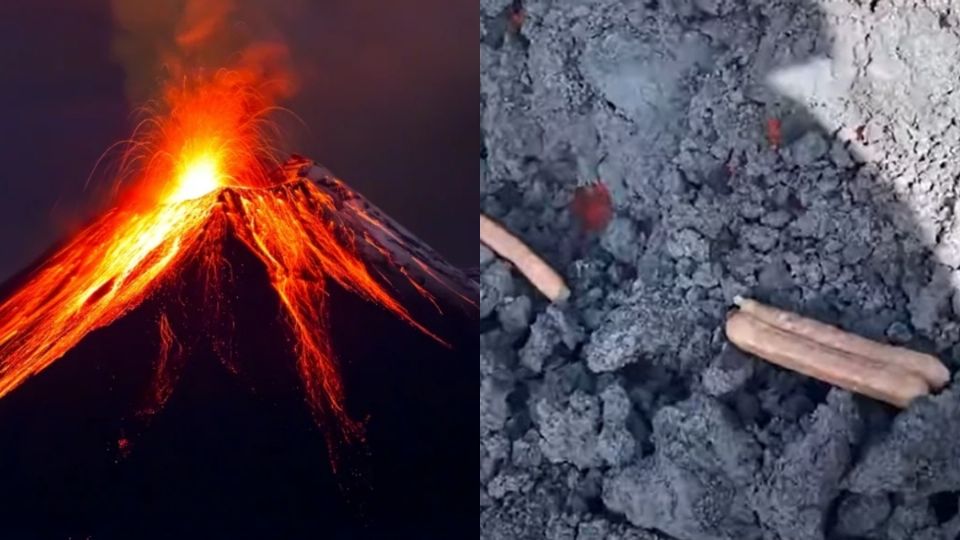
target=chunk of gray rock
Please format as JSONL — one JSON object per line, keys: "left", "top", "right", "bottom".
{"left": 757, "top": 257, "right": 793, "bottom": 291}
{"left": 481, "top": 261, "right": 515, "bottom": 318}
{"left": 603, "top": 395, "right": 761, "bottom": 540}
{"left": 597, "top": 383, "right": 636, "bottom": 466}
{"left": 512, "top": 430, "right": 544, "bottom": 469}
{"left": 907, "top": 264, "right": 952, "bottom": 334}
{"left": 845, "top": 385, "right": 960, "bottom": 497}
{"left": 885, "top": 320, "right": 914, "bottom": 344}
{"left": 600, "top": 383, "right": 633, "bottom": 424}
{"left": 741, "top": 224, "right": 779, "bottom": 253}
{"left": 597, "top": 427, "right": 635, "bottom": 467}
{"left": 666, "top": 228, "right": 710, "bottom": 261}
{"left": 480, "top": 491, "right": 551, "bottom": 540}
{"left": 935, "top": 221, "right": 960, "bottom": 269}
{"left": 481, "top": 376, "right": 513, "bottom": 434}
{"left": 536, "top": 391, "right": 602, "bottom": 469}
{"left": 748, "top": 390, "right": 861, "bottom": 540}
{"left": 584, "top": 290, "right": 698, "bottom": 373}
{"left": 880, "top": 499, "right": 939, "bottom": 540}
{"left": 760, "top": 210, "right": 793, "bottom": 229}
{"left": 787, "top": 131, "right": 829, "bottom": 166}
{"left": 832, "top": 493, "right": 891, "bottom": 538}
{"left": 702, "top": 347, "right": 755, "bottom": 397}
{"left": 488, "top": 471, "right": 531, "bottom": 499}
{"left": 498, "top": 295, "right": 533, "bottom": 333}
{"left": 520, "top": 305, "right": 584, "bottom": 372}
{"left": 601, "top": 217, "right": 642, "bottom": 264}
{"left": 829, "top": 140, "right": 854, "bottom": 169}
{"left": 693, "top": 0, "right": 721, "bottom": 16}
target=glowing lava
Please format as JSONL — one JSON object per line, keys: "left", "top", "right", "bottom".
{"left": 0, "top": 70, "right": 455, "bottom": 466}
{"left": 170, "top": 154, "right": 223, "bottom": 203}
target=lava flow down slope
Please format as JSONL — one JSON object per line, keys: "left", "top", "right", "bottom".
{"left": 0, "top": 72, "right": 476, "bottom": 538}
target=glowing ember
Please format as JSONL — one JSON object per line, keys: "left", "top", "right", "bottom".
{"left": 0, "top": 69, "right": 456, "bottom": 467}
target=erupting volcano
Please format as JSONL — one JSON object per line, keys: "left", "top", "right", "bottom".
{"left": 0, "top": 67, "right": 476, "bottom": 495}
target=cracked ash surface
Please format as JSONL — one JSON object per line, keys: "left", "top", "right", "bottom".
{"left": 480, "top": 1, "right": 960, "bottom": 539}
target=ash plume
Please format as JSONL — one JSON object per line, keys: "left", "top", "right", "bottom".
{"left": 109, "top": 0, "right": 298, "bottom": 105}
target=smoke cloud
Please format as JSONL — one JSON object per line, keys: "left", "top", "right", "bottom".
{"left": 109, "top": 0, "right": 297, "bottom": 105}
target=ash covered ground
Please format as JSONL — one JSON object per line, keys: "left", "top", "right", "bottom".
{"left": 480, "top": 1, "right": 960, "bottom": 539}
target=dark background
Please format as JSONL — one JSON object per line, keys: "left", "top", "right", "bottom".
{"left": 0, "top": 0, "right": 475, "bottom": 280}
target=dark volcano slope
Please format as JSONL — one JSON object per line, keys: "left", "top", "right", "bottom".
{"left": 0, "top": 216, "right": 476, "bottom": 539}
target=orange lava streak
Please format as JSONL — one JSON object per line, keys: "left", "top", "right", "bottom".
{"left": 222, "top": 183, "right": 448, "bottom": 449}
{"left": 0, "top": 70, "right": 449, "bottom": 464}
{"left": 0, "top": 196, "right": 213, "bottom": 398}
{"left": 144, "top": 312, "right": 185, "bottom": 416}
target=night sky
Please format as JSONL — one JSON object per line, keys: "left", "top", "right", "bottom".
{"left": 0, "top": 0, "right": 475, "bottom": 280}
